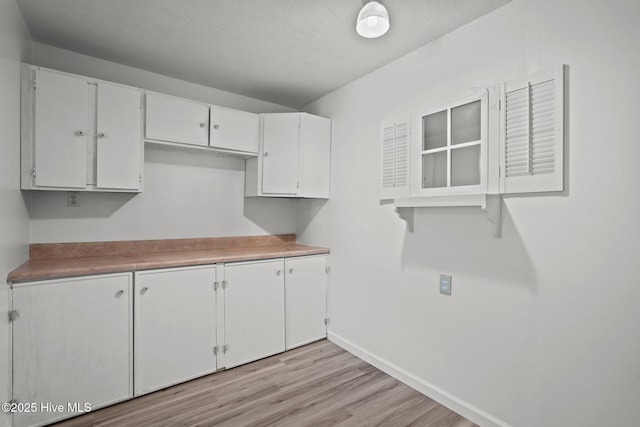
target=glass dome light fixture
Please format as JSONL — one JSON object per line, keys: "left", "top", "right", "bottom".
{"left": 356, "top": 1, "right": 390, "bottom": 39}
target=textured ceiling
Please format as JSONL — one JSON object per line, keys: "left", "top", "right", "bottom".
{"left": 17, "top": 0, "right": 511, "bottom": 108}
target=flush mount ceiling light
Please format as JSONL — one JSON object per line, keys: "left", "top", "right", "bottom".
{"left": 356, "top": 1, "right": 390, "bottom": 38}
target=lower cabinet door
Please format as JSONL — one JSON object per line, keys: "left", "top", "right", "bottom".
{"left": 12, "top": 273, "right": 133, "bottom": 427}
{"left": 134, "top": 266, "right": 217, "bottom": 395}
{"left": 223, "top": 259, "right": 285, "bottom": 368}
{"left": 285, "top": 255, "right": 328, "bottom": 350}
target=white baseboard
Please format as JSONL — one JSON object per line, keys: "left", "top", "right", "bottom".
{"left": 328, "top": 332, "right": 511, "bottom": 427}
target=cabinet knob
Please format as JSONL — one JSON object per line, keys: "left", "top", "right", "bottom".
{"left": 140, "top": 286, "right": 149, "bottom": 295}
{"left": 115, "top": 289, "right": 125, "bottom": 297}
{"left": 74, "top": 130, "right": 84, "bottom": 136}
{"left": 289, "top": 268, "right": 294, "bottom": 274}
{"left": 263, "top": 152, "right": 269, "bottom": 157}
{"left": 97, "top": 133, "right": 106, "bottom": 139}
{"left": 276, "top": 270, "right": 281, "bottom": 276}
{"left": 213, "top": 124, "right": 219, "bottom": 130}
{"left": 200, "top": 122, "right": 206, "bottom": 128}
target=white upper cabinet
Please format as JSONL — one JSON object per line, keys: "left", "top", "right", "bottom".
{"left": 500, "top": 65, "right": 564, "bottom": 194}
{"left": 32, "top": 69, "right": 89, "bottom": 189}
{"left": 145, "top": 93, "right": 259, "bottom": 157}
{"left": 145, "top": 92, "right": 209, "bottom": 147}
{"left": 245, "top": 112, "right": 331, "bottom": 198}
{"left": 96, "top": 83, "right": 143, "bottom": 190}
{"left": 209, "top": 105, "right": 259, "bottom": 153}
{"left": 21, "top": 65, "right": 144, "bottom": 192}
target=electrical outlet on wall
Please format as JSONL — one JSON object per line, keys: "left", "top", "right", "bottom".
{"left": 440, "top": 274, "right": 452, "bottom": 295}
{"left": 67, "top": 191, "right": 80, "bottom": 207}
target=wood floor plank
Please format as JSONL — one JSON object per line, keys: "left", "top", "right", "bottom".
{"left": 51, "top": 340, "right": 478, "bottom": 427}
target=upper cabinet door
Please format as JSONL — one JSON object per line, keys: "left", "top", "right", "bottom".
{"left": 145, "top": 93, "right": 209, "bottom": 146}
{"left": 34, "top": 69, "right": 89, "bottom": 189}
{"left": 209, "top": 106, "right": 259, "bottom": 153}
{"left": 96, "top": 83, "right": 142, "bottom": 190}
{"left": 261, "top": 113, "right": 300, "bottom": 194}
{"left": 299, "top": 114, "right": 331, "bottom": 198}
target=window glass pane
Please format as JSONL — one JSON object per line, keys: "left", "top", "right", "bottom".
{"left": 422, "top": 151, "right": 447, "bottom": 188}
{"left": 451, "top": 145, "right": 481, "bottom": 186}
{"left": 422, "top": 110, "right": 447, "bottom": 150}
{"left": 451, "top": 100, "right": 481, "bottom": 145}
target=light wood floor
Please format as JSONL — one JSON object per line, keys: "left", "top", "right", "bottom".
{"left": 52, "top": 340, "right": 477, "bottom": 427}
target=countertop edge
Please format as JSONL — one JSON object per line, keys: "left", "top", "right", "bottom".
{"left": 8, "top": 244, "right": 330, "bottom": 284}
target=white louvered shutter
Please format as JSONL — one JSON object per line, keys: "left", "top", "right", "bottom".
{"left": 381, "top": 116, "right": 411, "bottom": 199}
{"left": 500, "top": 66, "right": 564, "bottom": 193}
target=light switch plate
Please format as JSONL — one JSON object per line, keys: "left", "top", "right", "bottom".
{"left": 440, "top": 274, "right": 452, "bottom": 295}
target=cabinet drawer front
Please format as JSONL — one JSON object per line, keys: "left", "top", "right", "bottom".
{"left": 145, "top": 93, "right": 209, "bottom": 146}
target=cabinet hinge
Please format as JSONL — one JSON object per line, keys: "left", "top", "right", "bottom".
{"left": 498, "top": 99, "right": 502, "bottom": 111}
{"left": 325, "top": 266, "right": 331, "bottom": 274}
{"left": 8, "top": 310, "right": 19, "bottom": 322}
{"left": 31, "top": 168, "right": 36, "bottom": 178}
{"left": 213, "top": 346, "right": 219, "bottom": 355}
{"left": 223, "top": 344, "right": 229, "bottom": 353}
{"left": 32, "top": 79, "right": 36, "bottom": 90}
{"left": 213, "top": 281, "right": 219, "bottom": 291}
{"left": 222, "top": 280, "right": 228, "bottom": 289}
{"left": 324, "top": 318, "right": 330, "bottom": 325}
{"left": 139, "top": 175, "right": 142, "bottom": 183}
{"left": 297, "top": 181, "right": 300, "bottom": 189}
{"left": 140, "top": 102, "right": 143, "bottom": 109}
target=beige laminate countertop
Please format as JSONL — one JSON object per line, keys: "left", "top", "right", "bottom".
{"left": 7, "top": 235, "right": 329, "bottom": 284}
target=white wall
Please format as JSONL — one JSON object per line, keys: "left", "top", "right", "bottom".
{"left": 28, "top": 44, "right": 298, "bottom": 243}
{"left": 31, "top": 42, "right": 293, "bottom": 114}
{"left": 299, "top": 0, "right": 640, "bottom": 426}
{"left": 0, "top": 0, "right": 32, "bottom": 425}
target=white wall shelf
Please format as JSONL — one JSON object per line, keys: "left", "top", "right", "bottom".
{"left": 394, "top": 194, "right": 502, "bottom": 237}
{"left": 144, "top": 139, "right": 258, "bottom": 159}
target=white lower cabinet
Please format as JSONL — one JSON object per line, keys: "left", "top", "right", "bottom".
{"left": 223, "top": 259, "right": 286, "bottom": 368}
{"left": 133, "top": 266, "right": 218, "bottom": 396}
{"left": 285, "top": 255, "right": 328, "bottom": 350}
{"left": 11, "top": 273, "right": 133, "bottom": 427}
{"left": 10, "top": 255, "right": 328, "bottom": 426}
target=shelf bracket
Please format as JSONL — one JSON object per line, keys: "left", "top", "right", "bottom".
{"left": 394, "top": 207, "right": 414, "bottom": 233}
{"left": 484, "top": 194, "right": 502, "bottom": 238}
